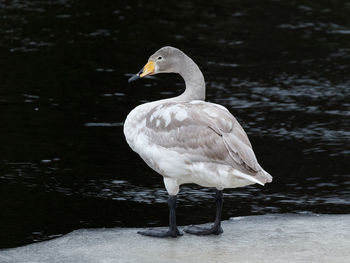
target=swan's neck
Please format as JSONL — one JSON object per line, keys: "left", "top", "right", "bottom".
{"left": 174, "top": 55, "right": 206, "bottom": 102}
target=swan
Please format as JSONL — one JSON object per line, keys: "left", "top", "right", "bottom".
{"left": 124, "top": 46, "right": 272, "bottom": 237}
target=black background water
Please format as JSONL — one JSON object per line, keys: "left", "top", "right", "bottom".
{"left": 0, "top": 0, "right": 349, "bottom": 248}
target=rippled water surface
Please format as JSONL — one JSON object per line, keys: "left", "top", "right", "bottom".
{"left": 0, "top": 0, "right": 349, "bottom": 248}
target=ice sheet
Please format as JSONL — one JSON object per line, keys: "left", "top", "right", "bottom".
{"left": 1, "top": 214, "right": 349, "bottom": 263}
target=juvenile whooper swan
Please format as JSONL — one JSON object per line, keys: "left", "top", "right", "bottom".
{"left": 124, "top": 46, "right": 272, "bottom": 238}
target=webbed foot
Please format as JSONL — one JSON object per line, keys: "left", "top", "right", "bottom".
{"left": 184, "top": 225, "right": 223, "bottom": 235}
{"left": 138, "top": 227, "right": 183, "bottom": 238}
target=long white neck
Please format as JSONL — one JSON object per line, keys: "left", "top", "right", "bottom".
{"left": 172, "top": 55, "right": 206, "bottom": 102}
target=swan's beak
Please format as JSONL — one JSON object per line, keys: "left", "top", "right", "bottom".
{"left": 128, "top": 61, "right": 155, "bottom": 83}
{"left": 140, "top": 61, "right": 155, "bottom": 77}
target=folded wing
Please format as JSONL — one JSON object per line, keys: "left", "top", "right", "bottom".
{"left": 144, "top": 101, "right": 272, "bottom": 184}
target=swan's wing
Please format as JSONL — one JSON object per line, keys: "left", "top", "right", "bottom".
{"left": 143, "top": 101, "right": 272, "bottom": 184}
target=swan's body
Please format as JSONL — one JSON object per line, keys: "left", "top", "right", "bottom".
{"left": 124, "top": 46, "right": 272, "bottom": 237}
{"left": 124, "top": 100, "right": 271, "bottom": 195}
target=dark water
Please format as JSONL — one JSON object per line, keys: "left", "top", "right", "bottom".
{"left": 1, "top": 0, "right": 349, "bottom": 248}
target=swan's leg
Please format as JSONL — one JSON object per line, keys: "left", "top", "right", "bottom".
{"left": 185, "top": 190, "right": 224, "bottom": 235}
{"left": 138, "top": 195, "right": 183, "bottom": 238}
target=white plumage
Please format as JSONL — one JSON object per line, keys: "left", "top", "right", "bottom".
{"left": 124, "top": 46, "right": 272, "bottom": 237}
{"left": 124, "top": 99, "right": 272, "bottom": 196}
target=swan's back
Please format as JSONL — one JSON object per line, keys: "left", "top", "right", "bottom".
{"left": 124, "top": 100, "right": 272, "bottom": 187}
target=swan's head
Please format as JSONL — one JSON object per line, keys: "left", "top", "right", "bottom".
{"left": 128, "top": 46, "right": 184, "bottom": 82}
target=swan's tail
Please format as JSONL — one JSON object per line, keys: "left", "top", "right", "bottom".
{"left": 233, "top": 169, "right": 273, "bottom": 186}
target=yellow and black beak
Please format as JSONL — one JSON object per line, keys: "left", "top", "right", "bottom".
{"left": 128, "top": 61, "right": 155, "bottom": 83}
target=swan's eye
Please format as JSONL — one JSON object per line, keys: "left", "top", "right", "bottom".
{"left": 157, "top": 56, "right": 163, "bottom": 60}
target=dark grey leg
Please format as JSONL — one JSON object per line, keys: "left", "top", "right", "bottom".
{"left": 184, "top": 190, "right": 224, "bottom": 235}
{"left": 138, "top": 195, "right": 183, "bottom": 238}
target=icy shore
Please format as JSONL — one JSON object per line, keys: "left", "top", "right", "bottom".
{"left": 1, "top": 214, "right": 349, "bottom": 263}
